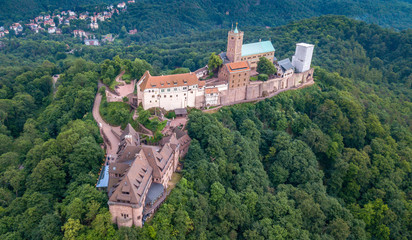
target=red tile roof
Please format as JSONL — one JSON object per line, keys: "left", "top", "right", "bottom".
{"left": 205, "top": 88, "right": 218, "bottom": 94}
{"left": 226, "top": 61, "right": 250, "bottom": 73}
{"left": 138, "top": 71, "right": 205, "bottom": 91}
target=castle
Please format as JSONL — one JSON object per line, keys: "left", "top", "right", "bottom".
{"left": 96, "top": 123, "right": 191, "bottom": 227}
{"left": 98, "top": 25, "right": 315, "bottom": 228}
{"left": 134, "top": 24, "right": 314, "bottom": 111}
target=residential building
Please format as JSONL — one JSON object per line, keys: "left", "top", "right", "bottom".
{"left": 48, "top": 27, "right": 56, "bottom": 34}
{"left": 84, "top": 39, "right": 100, "bottom": 46}
{"left": 73, "top": 29, "right": 87, "bottom": 38}
{"left": 117, "top": 2, "right": 126, "bottom": 8}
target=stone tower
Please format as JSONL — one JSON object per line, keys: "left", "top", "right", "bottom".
{"left": 292, "top": 43, "right": 314, "bottom": 73}
{"left": 226, "top": 23, "right": 243, "bottom": 63}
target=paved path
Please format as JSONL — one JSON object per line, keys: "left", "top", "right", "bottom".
{"left": 52, "top": 74, "right": 60, "bottom": 95}
{"left": 115, "top": 71, "right": 135, "bottom": 97}
{"left": 106, "top": 71, "right": 136, "bottom": 102}
{"left": 92, "top": 90, "right": 121, "bottom": 157}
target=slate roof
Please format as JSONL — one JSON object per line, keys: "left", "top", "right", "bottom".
{"left": 278, "top": 58, "right": 294, "bottom": 72}
{"left": 145, "top": 183, "right": 164, "bottom": 205}
{"left": 241, "top": 41, "right": 275, "bottom": 57}
{"left": 218, "top": 52, "right": 231, "bottom": 64}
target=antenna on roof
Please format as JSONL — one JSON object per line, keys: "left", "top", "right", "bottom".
{"left": 231, "top": 22, "right": 233, "bottom": 31}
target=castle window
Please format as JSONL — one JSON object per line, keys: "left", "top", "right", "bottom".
{"left": 152, "top": 95, "right": 155, "bottom": 98}
{"left": 231, "top": 37, "right": 234, "bottom": 39}
{"left": 170, "top": 95, "right": 172, "bottom": 98}
{"left": 174, "top": 88, "right": 177, "bottom": 91}
{"left": 161, "top": 89, "right": 164, "bottom": 92}
{"left": 164, "top": 95, "right": 166, "bottom": 98}
{"left": 167, "top": 89, "right": 170, "bottom": 92}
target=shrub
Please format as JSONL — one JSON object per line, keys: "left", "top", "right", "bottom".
{"left": 258, "top": 74, "right": 269, "bottom": 81}
{"left": 99, "top": 86, "right": 106, "bottom": 95}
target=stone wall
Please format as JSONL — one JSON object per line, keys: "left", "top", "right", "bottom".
{"left": 109, "top": 204, "right": 144, "bottom": 228}
{"left": 215, "top": 68, "right": 314, "bottom": 107}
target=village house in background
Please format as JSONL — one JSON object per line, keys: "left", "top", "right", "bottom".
{"left": 134, "top": 25, "right": 315, "bottom": 110}
{"left": 1, "top": 0, "right": 133, "bottom": 40}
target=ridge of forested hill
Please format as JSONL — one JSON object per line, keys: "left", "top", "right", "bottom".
{"left": 106, "top": 0, "right": 412, "bottom": 35}
{"left": 0, "top": 16, "right": 411, "bottom": 239}
{"left": 1, "top": 0, "right": 412, "bottom": 31}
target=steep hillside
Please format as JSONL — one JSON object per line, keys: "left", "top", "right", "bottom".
{"left": 0, "top": 16, "right": 410, "bottom": 239}
{"left": 101, "top": 0, "right": 412, "bottom": 36}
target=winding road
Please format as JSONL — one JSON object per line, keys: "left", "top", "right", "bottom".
{"left": 92, "top": 85, "right": 121, "bottom": 158}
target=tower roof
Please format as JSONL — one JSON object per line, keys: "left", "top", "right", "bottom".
{"left": 234, "top": 22, "right": 239, "bottom": 33}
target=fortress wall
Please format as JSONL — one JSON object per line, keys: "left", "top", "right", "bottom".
{"left": 197, "top": 69, "right": 314, "bottom": 109}
{"left": 261, "top": 80, "right": 276, "bottom": 95}
{"left": 246, "top": 84, "right": 260, "bottom": 100}
{"left": 292, "top": 68, "right": 314, "bottom": 87}
{"left": 221, "top": 86, "right": 247, "bottom": 104}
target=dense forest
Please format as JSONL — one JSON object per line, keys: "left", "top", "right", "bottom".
{"left": 1, "top": 0, "right": 412, "bottom": 31}
{"left": 0, "top": 15, "right": 411, "bottom": 239}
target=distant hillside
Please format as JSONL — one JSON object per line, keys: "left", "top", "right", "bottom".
{"left": 101, "top": 0, "right": 412, "bottom": 37}
{"left": 0, "top": 0, "right": 411, "bottom": 31}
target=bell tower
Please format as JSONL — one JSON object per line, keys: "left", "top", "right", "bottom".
{"left": 226, "top": 23, "right": 243, "bottom": 63}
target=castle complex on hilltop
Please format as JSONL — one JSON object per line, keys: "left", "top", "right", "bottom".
{"left": 134, "top": 25, "right": 315, "bottom": 111}
{"left": 98, "top": 25, "right": 315, "bottom": 229}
